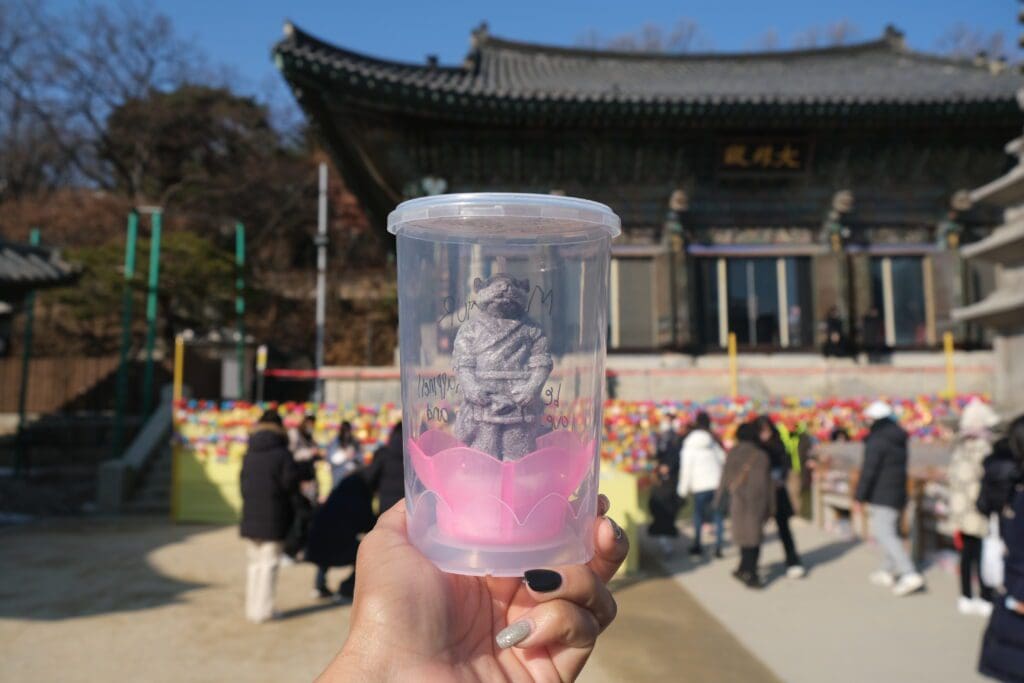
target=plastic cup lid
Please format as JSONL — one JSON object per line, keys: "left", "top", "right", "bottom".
{"left": 387, "top": 193, "right": 621, "bottom": 240}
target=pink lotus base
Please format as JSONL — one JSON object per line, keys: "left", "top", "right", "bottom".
{"left": 408, "top": 429, "right": 595, "bottom": 545}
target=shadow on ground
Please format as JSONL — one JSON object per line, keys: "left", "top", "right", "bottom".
{"left": 0, "top": 518, "right": 208, "bottom": 620}
{"left": 761, "top": 537, "right": 860, "bottom": 586}
{"left": 595, "top": 538, "right": 782, "bottom": 683}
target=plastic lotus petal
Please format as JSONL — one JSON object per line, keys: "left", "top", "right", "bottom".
{"left": 408, "top": 429, "right": 595, "bottom": 545}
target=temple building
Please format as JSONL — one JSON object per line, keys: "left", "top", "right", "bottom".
{"left": 275, "top": 23, "right": 1023, "bottom": 354}
{"left": 953, "top": 92, "right": 1024, "bottom": 414}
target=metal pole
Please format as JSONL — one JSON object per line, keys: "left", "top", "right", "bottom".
{"left": 141, "top": 210, "right": 162, "bottom": 417}
{"left": 172, "top": 334, "right": 185, "bottom": 404}
{"left": 112, "top": 212, "right": 139, "bottom": 458}
{"left": 314, "top": 162, "right": 328, "bottom": 403}
{"left": 728, "top": 332, "right": 739, "bottom": 399}
{"left": 256, "top": 344, "right": 268, "bottom": 404}
{"left": 14, "top": 228, "right": 41, "bottom": 475}
{"left": 943, "top": 331, "right": 956, "bottom": 398}
{"left": 235, "top": 222, "right": 246, "bottom": 400}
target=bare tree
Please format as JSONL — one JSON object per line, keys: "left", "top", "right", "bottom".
{"left": 793, "top": 20, "right": 859, "bottom": 48}
{"left": 576, "top": 18, "right": 711, "bottom": 53}
{"left": 755, "top": 29, "right": 781, "bottom": 51}
{"left": 0, "top": 0, "right": 216, "bottom": 201}
{"left": 936, "top": 22, "right": 1007, "bottom": 59}
{"left": 0, "top": 1, "right": 75, "bottom": 198}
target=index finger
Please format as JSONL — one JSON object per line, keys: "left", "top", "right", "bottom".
{"left": 587, "top": 515, "right": 629, "bottom": 584}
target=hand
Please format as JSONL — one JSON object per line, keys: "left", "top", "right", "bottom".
{"left": 657, "top": 464, "right": 670, "bottom": 476}
{"left": 318, "top": 495, "right": 629, "bottom": 682}
{"left": 852, "top": 500, "right": 863, "bottom": 517}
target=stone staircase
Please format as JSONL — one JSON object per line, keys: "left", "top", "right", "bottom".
{"left": 121, "top": 443, "right": 171, "bottom": 516}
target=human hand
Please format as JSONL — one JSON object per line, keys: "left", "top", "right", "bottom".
{"left": 318, "top": 495, "right": 629, "bottom": 683}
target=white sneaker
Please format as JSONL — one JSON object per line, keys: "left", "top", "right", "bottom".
{"left": 971, "top": 598, "right": 993, "bottom": 617}
{"left": 892, "top": 573, "right": 925, "bottom": 597}
{"left": 958, "top": 597, "right": 975, "bottom": 615}
{"left": 786, "top": 565, "right": 806, "bottom": 579}
{"left": 869, "top": 570, "right": 895, "bottom": 587}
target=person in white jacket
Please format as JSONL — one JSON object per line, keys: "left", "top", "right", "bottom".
{"left": 678, "top": 412, "right": 726, "bottom": 558}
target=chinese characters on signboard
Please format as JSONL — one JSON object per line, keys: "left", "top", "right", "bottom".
{"left": 717, "top": 140, "right": 810, "bottom": 174}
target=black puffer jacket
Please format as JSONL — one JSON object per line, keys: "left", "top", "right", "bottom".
{"left": 855, "top": 418, "right": 909, "bottom": 509}
{"left": 978, "top": 482, "right": 1024, "bottom": 683}
{"left": 978, "top": 438, "right": 1023, "bottom": 521}
{"left": 363, "top": 424, "right": 404, "bottom": 513}
{"left": 240, "top": 423, "right": 300, "bottom": 541}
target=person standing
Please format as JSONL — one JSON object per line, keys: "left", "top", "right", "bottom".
{"left": 648, "top": 415, "right": 683, "bottom": 557}
{"left": 306, "top": 466, "right": 376, "bottom": 601}
{"left": 978, "top": 415, "right": 1024, "bottom": 682}
{"left": 678, "top": 412, "right": 726, "bottom": 558}
{"left": 755, "top": 415, "right": 806, "bottom": 578}
{"left": 948, "top": 399, "right": 999, "bottom": 616}
{"left": 327, "top": 421, "right": 362, "bottom": 490}
{"left": 307, "top": 420, "right": 366, "bottom": 598}
{"left": 862, "top": 307, "right": 885, "bottom": 359}
{"left": 855, "top": 400, "right": 925, "bottom": 597}
{"left": 283, "top": 413, "right": 321, "bottom": 560}
{"left": 823, "top": 305, "right": 845, "bottom": 357}
{"left": 239, "top": 409, "right": 300, "bottom": 623}
{"left": 716, "top": 422, "right": 775, "bottom": 588}
{"left": 364, "top": 421, "right": 406, "bottom": 514}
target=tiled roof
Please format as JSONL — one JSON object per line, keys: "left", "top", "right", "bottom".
{"left": 274, "top": 23, "right": 1024, "bottom": 120}
{"left": 0, "top": 240, "right": 78, "bottom": 291}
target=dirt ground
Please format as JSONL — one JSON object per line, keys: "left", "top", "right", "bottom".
{"left": 0, "top": 517, "right": 777, "bottom": 683}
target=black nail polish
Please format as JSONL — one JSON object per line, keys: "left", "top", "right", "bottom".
{"left": 524, "top": 569, "right": 562, "bottom": 592}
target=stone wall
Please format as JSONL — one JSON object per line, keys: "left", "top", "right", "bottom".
{"left": 322, "top": 350, "right": 994, "bottom": 405}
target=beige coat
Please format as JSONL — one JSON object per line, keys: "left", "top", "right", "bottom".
{"left": 947, "top": 436, "right": 992, "bottom": 538}
{"left": 715, "top": 442, "right": 775, "bottom": 547}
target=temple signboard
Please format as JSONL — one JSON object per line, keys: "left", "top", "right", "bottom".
{"left": 716, "top": 139, "right": 811, "bottom": 175}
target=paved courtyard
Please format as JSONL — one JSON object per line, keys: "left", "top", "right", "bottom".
{"left": 0, "top": 514, "right": 992, "bottom": 682}
{"left": 0, "top": 517, "right": 773, "bottom": 683}
{"left": 655, "top": 518, "right": 989, "bottom": 683}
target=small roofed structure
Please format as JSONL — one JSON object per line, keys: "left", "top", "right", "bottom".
{"left": 953, "top": 92, "right": 1024, "bottom": 413}
{"left": 0, "top": 238, "right": 78, "bottom": 301}
{"left": 0, "top": 237, "right": 78, "bottom": 358}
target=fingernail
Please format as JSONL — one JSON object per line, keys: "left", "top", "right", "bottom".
{"left": 524, "top": 569, "right": 562, "bottom": 592}
{"left": 607, "top": 517, "right": 624, "bottom": 541}
{"left": 496, "top": 619, "right": 533, "bottom": 649}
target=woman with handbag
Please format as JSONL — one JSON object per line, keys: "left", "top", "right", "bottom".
{"left": 948, "top": 398, "right": 999, "bottom": 616}
{"left": 715, "top": 421, "right": 775, "bottom": 588}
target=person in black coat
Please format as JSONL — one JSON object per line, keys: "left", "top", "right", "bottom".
{"left": 855, "top": 401, "right": 924, "bottom": 597}
{"left": 823, "top": 306, "right": 846, "bottom": 357}
{"left": 363, "top": 422, "right": 405, "bottom": 514}
{"left": 306, "top": 470, "right": 376, "bottom": 599}
{"left": 648, "top": 415, "right": 683, "bottom": 557}
{"left": 978, "top": 436, "right": 1024, "bottom": 529}
{"left": 979, "top": 415, "right": 1024, "bottom": 683}
{"left": 239, "top": 409, "right": 301, "bottom": 623}
{"left": 755, "top": 415, "right": 805, "bottom": 577}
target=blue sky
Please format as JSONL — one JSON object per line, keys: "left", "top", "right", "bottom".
{"left": 51, "top": 0, "right": 1017, "bottom": 102}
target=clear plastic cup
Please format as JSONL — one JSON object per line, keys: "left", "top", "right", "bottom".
{"left": 388, "top": 193, "right": 620, "bottom": 576}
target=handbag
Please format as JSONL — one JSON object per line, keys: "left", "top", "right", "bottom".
{"left": 980, "top": 513, "right": 1005, "bottom": 589}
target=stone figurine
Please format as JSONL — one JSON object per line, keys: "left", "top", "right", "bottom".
{"left": 453, "top": 273, "right": 552, "bottom": 460}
